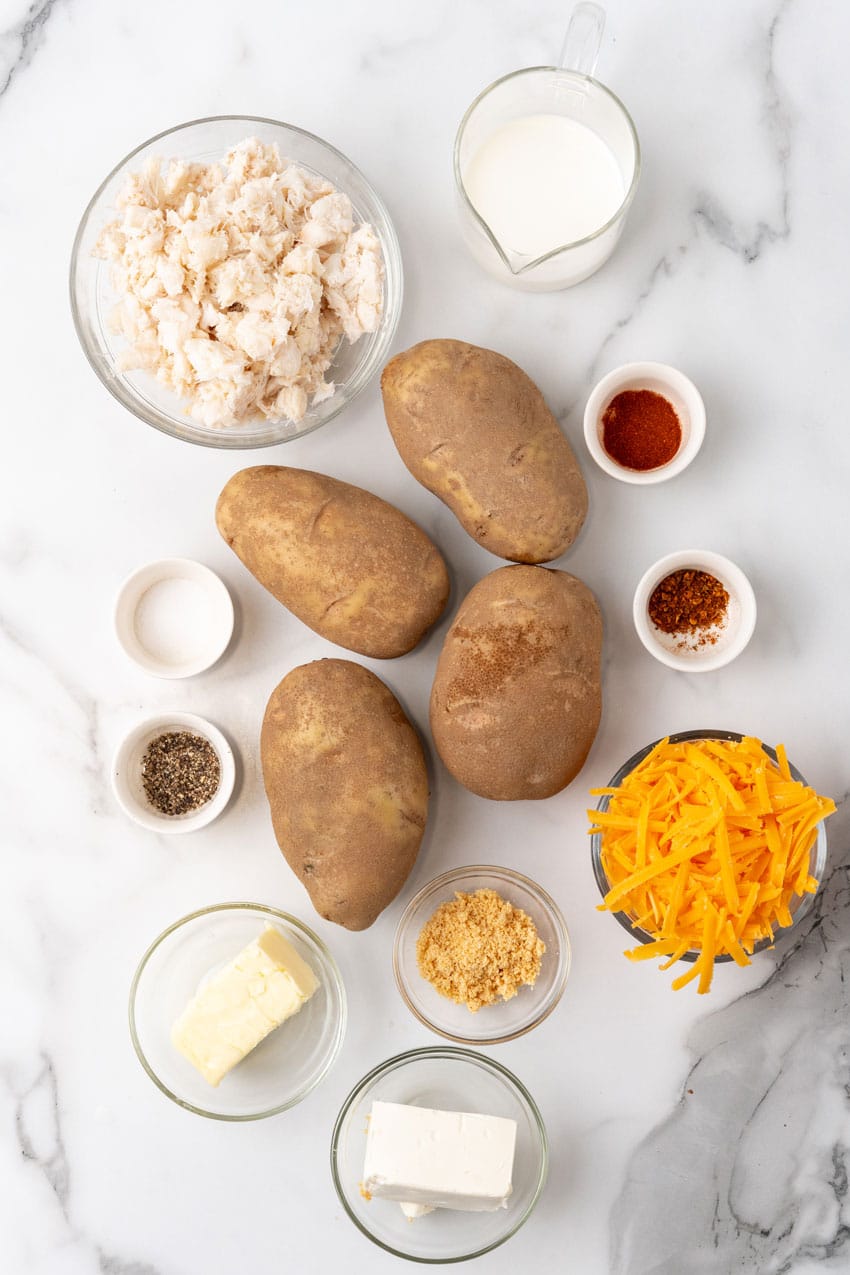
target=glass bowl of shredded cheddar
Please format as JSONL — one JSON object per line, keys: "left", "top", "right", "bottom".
{"left": 588, "top": 730, "right": 834, "bottom": 993}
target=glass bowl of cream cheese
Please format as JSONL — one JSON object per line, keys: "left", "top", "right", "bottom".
{"left": 331, "top": 1047, "right": 548, "bottom": 1262}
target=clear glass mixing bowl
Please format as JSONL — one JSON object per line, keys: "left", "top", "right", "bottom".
{"left": 70, "top": 115, "right": 403, "bottom": 448}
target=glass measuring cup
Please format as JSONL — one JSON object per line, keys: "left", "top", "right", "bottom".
{"left": 454, "top": 3, "right": 640, "bottom": 291}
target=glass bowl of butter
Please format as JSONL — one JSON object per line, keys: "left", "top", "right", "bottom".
{"left": 331, "top": 1047, "right": 548, "bottom": 1262}
{"left": 129, "top": 903, "right": 346, "bottom": 1119}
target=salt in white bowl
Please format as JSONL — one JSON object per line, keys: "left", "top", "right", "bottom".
{"left": 114, "top": 558, "right": 234, "bottom": 678}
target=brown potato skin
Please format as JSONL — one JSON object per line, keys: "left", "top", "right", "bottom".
{"left": 381, "top": 339, "right": 588, "bottom": 564}
{"left": 261, "top": 659, "right": 429, "bottom": 930}
{"left": 430, "top": 566, "right": 602, "bottom": 800}
{"left": 216, "top": 466, "right": 449, "bottom": 658}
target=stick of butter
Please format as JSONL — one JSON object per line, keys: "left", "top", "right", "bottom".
{"left": 363, "top": 1101, "right": 516, "bottom": 1214}
{"left": 172, "top": 925, "right": 318, "bottom": 1086}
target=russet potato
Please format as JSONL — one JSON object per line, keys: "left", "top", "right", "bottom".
{"left": 261, "top": 659, "right": 429, "bottom": 931}
{"left": 430, "top": 565, "right": 602, "bottom": 800}
{"left": 216, "top": 465, "right": 449, "bottom": 658}
{"left": 381, "top": 339, "right": 588, "bottom": 563}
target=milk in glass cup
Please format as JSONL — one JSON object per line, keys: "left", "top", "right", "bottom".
{"left": 454, "top": 3, "right": 640, "bottom": 291}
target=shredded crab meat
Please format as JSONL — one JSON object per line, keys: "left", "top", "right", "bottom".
{"left": 94, "top": 138, "right": 384, "bottom": 428}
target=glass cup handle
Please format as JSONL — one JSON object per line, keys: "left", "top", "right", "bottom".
{"left": 559, "top": 1, "right": 605, "bottom": 77}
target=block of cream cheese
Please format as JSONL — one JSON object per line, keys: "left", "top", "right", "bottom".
{"left": 363, "top": 1101, "right": 516, "bottom": 1213}
{"left": 172, "top": 925, "right": 318, "bottom": 1086}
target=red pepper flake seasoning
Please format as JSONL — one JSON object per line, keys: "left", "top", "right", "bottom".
{"left": 648, "top": 569, "right": 729, "bottom": 645}
{"left": 602, "top": 389, "right": 682, "bottom": 471}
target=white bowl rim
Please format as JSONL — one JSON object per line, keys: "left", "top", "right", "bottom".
{"left": 583, "top": 361, "right": 706, "bottom": 484}
{"left": 632, "top": 549, "right": 757, "bottom": 672}
{"left": 113, "top": 557, "right": 234, "bottom": 678}
{"left": 111, "top": 711, "right": 236, "bottom": 833}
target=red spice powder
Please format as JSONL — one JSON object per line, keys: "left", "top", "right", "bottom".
{"left": 602, "top": 389, "right": 682, "bottom": 471}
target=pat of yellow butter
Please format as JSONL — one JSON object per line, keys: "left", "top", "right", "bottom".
{"left": 171, "top": 926, "right": 318, "bottom": 1086}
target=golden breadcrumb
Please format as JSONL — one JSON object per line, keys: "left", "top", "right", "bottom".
{"left": 416, "top": 888, "right": 545, "bottom": 1012}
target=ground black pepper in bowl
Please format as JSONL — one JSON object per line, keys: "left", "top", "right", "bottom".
{"left": 141, "top": 731, "right": 221, "bottom": 816}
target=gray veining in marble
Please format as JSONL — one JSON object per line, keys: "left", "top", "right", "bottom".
{"left": 693, "top": 0, "right": 793, "bottom": 262}
{"left": 10, "top": 1052, "right": 164, "bottom": 1275}
{"left": 611, "top": 802, "right": 850, "bottom": 1275}
{"left": 15, "top": 1055, "right": 70, "bottom": 1214}
{"left": 0, "top": 0, "right": 62, "bottom": 99}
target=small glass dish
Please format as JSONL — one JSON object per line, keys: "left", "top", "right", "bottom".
{"left": 70, "top": 115, "right": 403, "bottom": 448}
{"left": 590, "top": 729, "right": 829, "bottom": 963}
{"left": 393, "top": 866, "right": 570, "bottom": 1045}
{"left": 633, "top": 549, "right": 757, "bottom": 672}
{"left": 129, "top": 904, "right": 346, "bottom": 1119}
{"left": 330, "top": 1047, "right": 548, "bottom": 1263}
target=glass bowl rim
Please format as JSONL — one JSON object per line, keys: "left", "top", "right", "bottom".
{"left": 128, "top": 901, "right": 347, "bottom": 1120}
{"left": 392, "top": 863, "right": 571, "bottom": 1045}
{"left": 590, "top": 728, "right": 829, "bottom": 963}
{"left": 329, "top": 1044, "right": 549, "bottom": 1264}
{"left": 69, "top": 113, "right": 403, "bottom": 450}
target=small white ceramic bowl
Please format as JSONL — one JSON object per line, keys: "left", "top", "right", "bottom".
{"left": 583, "top": 362, "right": 705, "bottom": 484}
{"left": 633, "top": 550, "right": 757, "bottom": 672}
{"left": 114, "top": 558, "right": 234, "bottom": 678}
{"left": 112, "top": 711, "right": 236, "bottom": 833}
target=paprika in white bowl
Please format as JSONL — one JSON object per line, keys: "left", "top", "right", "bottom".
{"left": 583, "top": 361, "right": 705, "bottom": 483}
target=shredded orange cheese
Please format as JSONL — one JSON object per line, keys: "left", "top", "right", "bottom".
{"left": 587, "top": 737, "right": 835, "bottom": 994}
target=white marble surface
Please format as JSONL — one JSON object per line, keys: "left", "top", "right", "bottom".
{"left": 2, "top": 0, "right": 849, "bottom": 1271}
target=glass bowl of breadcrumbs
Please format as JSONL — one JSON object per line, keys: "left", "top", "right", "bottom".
{"left": 393, "top": 866, "right": 571, "bottom": 1044}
